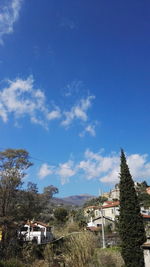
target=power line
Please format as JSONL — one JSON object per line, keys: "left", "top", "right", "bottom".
{"left": 0, "top": 146, "right": 56, "bottom": 165}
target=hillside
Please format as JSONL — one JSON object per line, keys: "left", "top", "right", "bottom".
{"left": 51, "top": 194, "right": 96, "bottom": 207}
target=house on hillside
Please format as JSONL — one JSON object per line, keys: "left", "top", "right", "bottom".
{"left": 85, "top": 201, "right": 150, "bottom": 231}
{"left": 109, "top": 184, "right": 120, "bottom": 200}
{"left": 85, "top": 201, "right": 119, "bottom": 229}
{"left": 19, "top": 221, "right": 53, "bottom": 244}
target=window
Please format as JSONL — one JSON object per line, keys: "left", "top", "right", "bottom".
{"left": 33, "top": 226, "right": 41, "bottom": 232}
{"left": 20, "top": 227, "right": 28, "bottom": 231}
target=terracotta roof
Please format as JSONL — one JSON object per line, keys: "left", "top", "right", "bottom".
{"left": 24, "top": 221, "right": 50, "bottom": 228}
{"left": 102, "top": 201, "right": 119, "bottom": 208}
{"left": 34, "top": 221, "right": 49, "bottom": 227}
{"left": 142, "top": 214, "right": 150, "bottom": 219}
{"left": 104, "top": 201, "right": 116, "bottom": 204}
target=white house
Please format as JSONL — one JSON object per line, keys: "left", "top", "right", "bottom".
{"left": 19, "top": 221, "right": 53, "bottom": 244}
{"left": 86, "top": 201, "right": 119, "bottom": 229}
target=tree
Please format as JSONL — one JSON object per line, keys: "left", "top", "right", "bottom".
{"left": 119, "top": 149, "right": 146, "bottom": 267}
{"left": 17, "top": 182, "right": 41, "bottom": 221}
{"left": 54, "top": 207, "right": 68, "bottom": 224}
{"left": 83, "top": 196, "right": 108, "bottom": 208}
{"left": 0, "top": 149, "right": 32, "bottom": 256}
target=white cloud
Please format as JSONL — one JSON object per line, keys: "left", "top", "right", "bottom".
{"left": 38, "top": 160, "right": 76, "bottom": 184}
{"left": 47, "top": 108, "right": 61, "bottom": 120}
{"left": 0, "top": 76, "right": 62, "bottom": 128}
{"left": 79, "top": 123, "right": 96, "bottom": 137}
{"left": 0, "top": 0, "right": 23, "bottom": 44}
{"left": 0, "top": 76, "right": 97, "bottom": 134}
{"left": 79, "top": 149, "right": 150, "bottom": 183}
{"left": 61, "top": 95, "right": 95, "bottom": 127}
{"left": 38, "top": 163, "right": 54, "bottom": 179}
{"left": 56, "top": 160, "right": 76, "bottom": 185}
{"left": 78, "top": 149, "right": 119, "bottom": 181}
{"left": 37, "top": 150, "right": 150, "bottom": 185}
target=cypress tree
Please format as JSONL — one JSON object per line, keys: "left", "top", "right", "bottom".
{"left": 119, "top": 149, "right": 146, "bottom": 267}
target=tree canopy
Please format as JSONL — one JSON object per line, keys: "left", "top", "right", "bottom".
{"left": 119, "top": 149, "right": 146, "bottom": 267}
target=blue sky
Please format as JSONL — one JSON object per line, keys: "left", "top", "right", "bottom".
{"left": 1, "top": 0, "right": 150, "bottom": 197}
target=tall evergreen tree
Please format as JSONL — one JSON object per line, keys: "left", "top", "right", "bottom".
{"left": 119, "top": 149, "right": 146, "bottom": 267}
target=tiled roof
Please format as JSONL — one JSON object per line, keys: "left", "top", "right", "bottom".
{"left": 24, "top": 221, "right": 49, "bottom": 228}
{"left": 34, "top": 221, "right": 49, "bottom": 227}
{"left": 142, "top": 214, "right": 150, "bottom": 219}
{"left": 102, "top": 201, "right": 119, "bottom": 208}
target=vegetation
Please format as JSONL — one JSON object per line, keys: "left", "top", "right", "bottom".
{"left": 0, "top": 147, "right": 149, "bottom": 266}
{"left": 84, "top": 196, "right": 108, "bottom": 207}
{"left": 54, "top": 207, "right": 68, "bottom": 225}
{"left": 0, "top": 148, "right": 59, "bottom": 259}
{"left": 136, "top": 181, "right": 150, "bottom": 208}
{"left": 119, "top": 149, "right": 146, "bottom": 267}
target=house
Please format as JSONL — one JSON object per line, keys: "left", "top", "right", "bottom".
{"left": 19, "top": 221, "right": 53, "bottom": 244}
{"left": 109, "top": 184, "right": 120, "bottom": 200}
{"left": 102, "top": 201, "right": 120, "bottom": 221}
{"left": 84, "top": 206, "right": 101, "bottom": 217}
{"left": 86, "top": 201, "right": 119, "bottom": 230}
{"left": 85, "top": 201, "right": 150, "bottom": 231}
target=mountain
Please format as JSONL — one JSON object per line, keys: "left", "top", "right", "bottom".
{"left": 51, "top": 194, "right": 96, "bottom": 207}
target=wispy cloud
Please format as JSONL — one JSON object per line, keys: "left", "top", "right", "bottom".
{"left": 37, "top": 149, "right": 150, "bottom": 185}
{"left": 0, "top": 0, "right": 23, "bottom": 44}
{"left": 79, "top": 123, "right": 97, "bottom": 137}
{"left": 38, "top": 163, "right": 54, "bottom": 179}
{"left": 37, "top": 160, "right": 76, "bottom": 185}
{"left": 0, "top": 76, "right": 61, "bottom": 128}
{"left": 0, "top": 76, "right": 97, "bottom": 135}
{"left": 56, "top": 160, "right": 76, "bottom": 185}
{"left": 63, "top": 80, "right": 84, "bottom": 97}
{"left": 61, "top": 95, "right": 95, "bottom": 127}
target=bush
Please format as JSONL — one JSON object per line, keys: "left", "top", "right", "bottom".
{"left": 92, "top": 248, "right": 124, "bottom": 267}
{"left": 0, "top": 258, "right": 25, "bottom": 267}
{"left": 61, "top": 232, "right": 98, "bottom": 267}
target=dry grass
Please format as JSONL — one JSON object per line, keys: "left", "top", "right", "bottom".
{"left": 93, "top": 248, "right": 124, "bottom": 267}
{"left": 61, "top": 231, "right": 98, "bottom": 267}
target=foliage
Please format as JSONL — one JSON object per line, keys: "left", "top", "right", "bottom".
{"left": 61, "top": 232, "right": 97, "bottom": 267}
{"left": 136, "top": 181, "right": 150, "bottom": 208}
{"left": 0, "top": 149, "right": 33, "bottom": 258}
{"left": 54, "top": 207, "right": 68, "bottom": 224}
{"left": 84, "top": 196, "right": 108, "bottom": 208}
{"left": 0, "top": 148, "right": 59, "bottom": 259}
{"left": 119, "top": 149, "right": 146, "bottom": 267}
{"left": 91, "top": 248, "right": 124, "bottom": 267}
{"left": 0, "top": 258, "right": 26, "bottom": 267}
{"left": 66, "top": 222, "right": 80, "bottom": 233}
{"left": 38, "top": 186, "right": 59, "bottom": 222}
{"left": 73, "top": 208, "right": 87, "bottom": 228}
{"left": 21, "top": 243, "right": 44, "bottom": 264}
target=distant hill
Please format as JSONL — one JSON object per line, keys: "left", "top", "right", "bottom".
{"left": 51, "top": 194, "right": 96, "bottom": 207}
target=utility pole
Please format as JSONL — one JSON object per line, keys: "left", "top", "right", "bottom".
{"left": 99, "top": 189, "right": 106, "bottom": 248}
